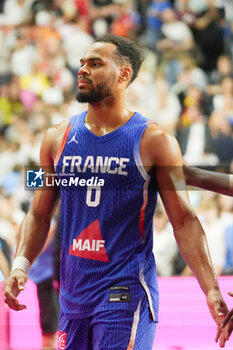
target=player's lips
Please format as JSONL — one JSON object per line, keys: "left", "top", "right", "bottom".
{"left": 78, "top": 79, "right": 91, "bottom": 87}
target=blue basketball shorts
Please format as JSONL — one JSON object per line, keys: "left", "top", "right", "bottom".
{"left": 58, "top": 295, "right": 157, "bottom": 350}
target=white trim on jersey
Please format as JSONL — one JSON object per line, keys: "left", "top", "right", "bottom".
{"left": 127, "top": 299, "right": 142, "bottom": 349}
{"left": 133, "top": 146, "right": 148, "bottom": 180}
{"left": 139, "top": 268, "right": 156, "bottom": 322}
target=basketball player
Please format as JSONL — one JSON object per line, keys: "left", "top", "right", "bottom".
{"left": 3, "top": 35, "right": 231, "bottom": 349}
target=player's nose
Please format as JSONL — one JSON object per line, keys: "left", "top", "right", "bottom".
{"left": 78, "top": 65, "right": 90, "bottom": 76}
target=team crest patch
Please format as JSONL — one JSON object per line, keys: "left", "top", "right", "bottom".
{"left": 58, "top": 331, "right": 67, "bottom": 350}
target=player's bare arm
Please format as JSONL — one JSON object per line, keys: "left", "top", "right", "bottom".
{"left": 183, "top": 164, "right": 233, "bottom": 196}
{"left": 141, "top": 124, "right": 229, "bottom": 347}
{"left": 3, "top": 120, "right": 68, "bottom": 311}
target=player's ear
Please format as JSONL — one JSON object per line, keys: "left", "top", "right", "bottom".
{"left": 119, "top": 66, "right": 132, "bottom": 84}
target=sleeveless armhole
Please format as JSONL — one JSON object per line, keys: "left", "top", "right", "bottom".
{"left": 54, "top": 119, "right": 74, "bottom": 168}
{"left": 133, "top": 119, "right": 156, "bottom": 180}
{"left": 134, "top": 120, "right": 157, "bottom": 244}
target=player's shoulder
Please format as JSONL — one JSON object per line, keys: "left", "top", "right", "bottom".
{"left": 143, "top": 122, "right": 176, "bottom": 147}
{"left": 40, "top": 118, "right": 71, "bottom": 161}
{"left": 141, "top": 122, "right": 182, "bottom": 166}
{"left": 45, "top": 118, "right": 70, "bottom": 141}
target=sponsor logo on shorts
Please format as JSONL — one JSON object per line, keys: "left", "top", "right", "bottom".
{"left": 58, "top": 331, "right": 67, "bottom": 350}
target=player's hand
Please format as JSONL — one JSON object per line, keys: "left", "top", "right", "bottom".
{"left": 3, "top": 269, "right": 28, "bottom": 311}
{"left": 219, "top": 292, "right": 233, "bottom": 343}
{"left": 206, "top": 288, "right": 229, "bottom": 347}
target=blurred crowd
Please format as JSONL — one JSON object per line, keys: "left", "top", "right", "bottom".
{"left": 0, "top": 0, "right": 233, "bottom": 279}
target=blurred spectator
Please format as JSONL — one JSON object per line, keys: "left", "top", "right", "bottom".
{"left": 74, "top": 0, "right": 90, "bottom": 17}
{"left": 145, "top": 0, "right": 172, "bottom": 51}
{"left": 0, "top": 0, "right": 34, "bottom": 26}
{"left": 156, "top": 7, "right": 195, "bottom": 85}
{"left": 0, "top": 140, "right": 22, "bottom": 180}
{"left": 186, "top": 0, "right": 209, "bottom": 15}
{"left": 172, "top": 57, "right": 212, "bottom": 117}
{"left": 0, "top": 25, "right": 16, "bottom": 86}
{"left": 210, "top": 0, "right": 231, "bottom": 54}
{"left": 177, "top": 85, "right": 218, "bottom": 165}
{"left": 19, "top": 63, "right": 50, "bottom": 104}
{"left": 126, "top": 65, "right": 157, "bottom": 117}
{"left": 89, "top": 0, "right": 121, "bottom": 37}
{"left": 182, "top": 195, "right": 226, "bottom": 276}
{"left": 223, "top": 0, "right": 233, "bottom": 59}
{"left": 0, "top": 78, "right": 24, "bottom": 130}
{"left": 55, "top": 2, "right": 93, "bottom": 93}
{"left": 134, "top": 0, "right": 149, "bottom": 36}
{"left": 31, "top": 0, "right": 58, "bottom": 16}
{"left": 211, "top": 75, "right": 233, "bottom": 111}
{"left": 110, "top": 0, "right": 139, "bottom": 39}
{"left": 208, "top": 79, "right": 233, "bottom": 163}
{"left": 173, "top": 57, "right": 208, "bottom": 93}
{"left": 0, "top": 164, "right": 23, "bottom": 196}
{"left": 217, "top": 194, "right": 233, "bottom": 226}
{"left": 58, "top": 7, "right": 94, "bottom": 82}
{"left": 174, "top": 0, "right": 197, "bottom": 27}
{"left": 193, "top": 4, "right": 224, "bottom": 74}
{"left": 147, "top": 75, "right": 182, "bottom": 133}
{"left": 0, "top": 194, "right": 23, "bottom": 250}
{"left": 10, "top": 28, "right": 36, "bottom": 77}
{"left": 207, "top": 54, "right": 233, "bottom": 96}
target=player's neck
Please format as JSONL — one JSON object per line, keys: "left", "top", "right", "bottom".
{"left": 86, "top": 99, "right": 133, "bottom": 133}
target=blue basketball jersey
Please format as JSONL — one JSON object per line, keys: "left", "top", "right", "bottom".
{"left": 55, "top": 111, "right": 159, "bottom": 321}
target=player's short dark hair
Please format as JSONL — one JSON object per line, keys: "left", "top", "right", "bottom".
{"left": 94, "top": 34, "right": 144, "bottom": 84}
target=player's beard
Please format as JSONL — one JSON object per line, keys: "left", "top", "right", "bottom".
{"left": 76, "top": 80, "right": 114, "bottom": 103}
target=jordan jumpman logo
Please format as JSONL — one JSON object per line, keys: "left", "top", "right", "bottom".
{"left": 67, "top": 132, "right": 79, "bottom": 144}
